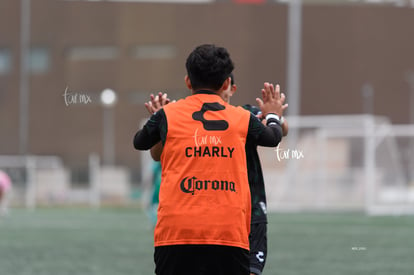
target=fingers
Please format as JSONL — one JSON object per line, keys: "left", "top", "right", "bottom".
{"left": 263, "top": 82, "right": 270, "bottom": 102}
{"left": 255, "top": 97, "right": 264, "bottom": 108}
{"left": 263, "top": 82, "right": 279, "bottom": 101}
{"left": 258, "top": 82, "right": 288, "bottom": 117}
{"left": 153, "top": 92, "right": 170, "bottom": 107}
{"left": 152, "top": 94, "right": 160, "bottom": 109}
{"left": 274, "top": 84, "right": 280, "bottom": 99}
{"left": 280, "top": 92, "right": 286, "bottom": 104}
{"left": 161, "top": 93, "right": 168, "bottom": 106}
{"left": 261, "top": 87, "right": 267, "bottom": 103}
{"left": 146, "top": 92, "right": 174, "bottom": 115}
{"left": 145, "top": 101, "right": 155, "bottom": 115}
{"left": 150, "top": 92, "right": 170, "bottom": 109}
{"left": 280, "top": 89, "right": 288, "bottom": 111}
{"left": 261, "top": 89, "right": 266, "bottom": 102}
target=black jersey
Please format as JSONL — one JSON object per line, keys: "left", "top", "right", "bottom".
{"left": 243, "top": 104, "right": 268, "bottom": 224}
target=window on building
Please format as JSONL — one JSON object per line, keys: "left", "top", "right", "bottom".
{"left": 66, "top": 46, "right": 119, "bottom": 61}
{"left": 0, "top": 48, "right": 12, "bottom": 75}
{"left": 30, "top": 47, "right": 50, "bottom": 74}
{"left": 131, "top": 45, "right": 177, "bottom": 60}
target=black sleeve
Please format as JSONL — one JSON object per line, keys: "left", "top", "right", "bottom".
{"left": 133, "top": 109, "right": 166, "bottom": 150}
{"left": 247, "top": 113, "right": 283, "bottom": 147}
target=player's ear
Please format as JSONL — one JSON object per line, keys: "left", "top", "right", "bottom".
{"left": 221, "top": 77, "right": 231, "bottom": 91}
{"left": 231, "top": 84, "right": 237, "bottom": 95}
{"left": 184, "top": 75, "right": 192, "bottom": 90}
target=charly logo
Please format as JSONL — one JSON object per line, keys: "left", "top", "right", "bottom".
{"left": 180, "top": 176, "right": 236, "bottom": 195}
{"left": 192, "top": 102, "right": 228, "bottom": 131}
{"left": 256, "top": 251, "right": 265, "bottom": 263}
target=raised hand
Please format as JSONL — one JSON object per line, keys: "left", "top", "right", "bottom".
{"left": 255, "top": 82, "right": 288, "bottom": 117}
{"left": 145, "top": 92, "right": 171, "bottom": 115}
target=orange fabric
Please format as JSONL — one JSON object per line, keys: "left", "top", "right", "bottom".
{"left": 156, "top": 93, "right": 251, "bottom": 250}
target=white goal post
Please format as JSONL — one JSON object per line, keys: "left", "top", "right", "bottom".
{"left": 0, "top": 155, "right": 66, "bottom": 209}
{"left": 0, "top": 154, "right": 134, "bottom": 209}
{"left": 260, "top": 114, "right": 414, "bottom": 215}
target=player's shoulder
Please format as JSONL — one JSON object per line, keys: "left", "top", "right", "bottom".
{"left": 226, "top": 104, "right": 251, "bottom": 117}
{"left": 162, "top": 97, "right": 186, "bottom": 112}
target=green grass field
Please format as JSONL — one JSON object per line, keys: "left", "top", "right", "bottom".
{"left": 1, "top": 208, "right": 413, "bottom": 275}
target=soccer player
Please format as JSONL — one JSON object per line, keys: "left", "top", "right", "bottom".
{"left": 145, "top": 75, "right": 289, "bottom": 275}
{"left": 133, "top": 44, "right": 287, "bottom": 275}
{"left": 0, "top": 169, "right": 12, "bottom": 216}
{"left": 227, "top": 75, "right": 289, "bottom": 275}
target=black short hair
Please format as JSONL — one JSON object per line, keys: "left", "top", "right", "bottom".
{"left": 185, "top": 44, "right": 234, "bottom": 91}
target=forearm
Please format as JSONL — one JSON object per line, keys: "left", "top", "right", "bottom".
{"left": 133, "top": 109, "right": 165, "bottom": 150}
{"left": 133, "top": 128, "right": 161, "bottom": 150}
{"left": 133, "top": 129, "right": 150, "bottom": 150}
{"left": 256, "top": 124, "right": 283, "bottom": 147}
{"left": 150, "top": 142, "right": 163, "bottom": 161}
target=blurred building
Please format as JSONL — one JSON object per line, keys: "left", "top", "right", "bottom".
{"left": 1, "top": 0, "right": 414, "bottom": 181}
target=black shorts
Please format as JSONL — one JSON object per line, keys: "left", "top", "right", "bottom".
{"left": 249, "top": 223, "right": 268, "bottom": 275}
{"left": 154, "top": 244, "right": 249, "bottom": 275}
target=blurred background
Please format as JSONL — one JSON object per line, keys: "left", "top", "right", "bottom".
{"left": 1, "top": 0, "right": 414, "bottom": 212}
{"left": 1, "top": 1, "right": 414, "bottom": 275}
